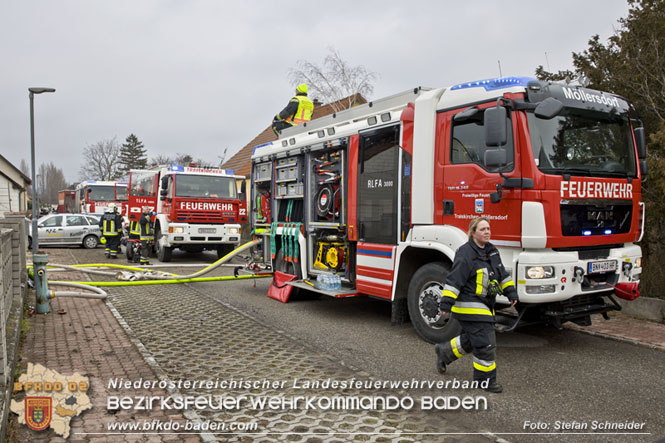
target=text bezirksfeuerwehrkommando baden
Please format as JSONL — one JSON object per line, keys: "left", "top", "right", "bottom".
{"left": 108, "top": 377, "right": 482, "bottom": 391}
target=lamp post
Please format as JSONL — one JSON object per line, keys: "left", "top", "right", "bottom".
{"left": 29, "top": 87, "right": 55, "bottom": 314}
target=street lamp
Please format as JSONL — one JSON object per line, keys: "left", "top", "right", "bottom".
{"left": 29, "top": 87, "right": 55, "bottom": 314}
{"left": 29, "top": 87, "right": 55, "bottom": 253}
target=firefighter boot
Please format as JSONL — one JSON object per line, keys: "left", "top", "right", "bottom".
{"left": 434, "top": 343, "right": 447, "bottom": 374}
{"left": 483, "top": 381, "right": 503, "bottom": 394}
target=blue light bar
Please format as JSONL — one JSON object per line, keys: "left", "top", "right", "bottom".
{"left": 252, "top": 142, "right": 273, "bottom": 156}
{"left": 604, "top": 229, "right": 613, "bottom": 235}
{"left": 450, "top": 76, "right": 535, "bottom": 92}
{"left": 225, "top": 169, "right": 235, "bottom": 175}
{"left": 170, "top": 164, "right": 184, "bottom": 172}
{"left": 583, "top": 230, "right": 592, "bottom": 236}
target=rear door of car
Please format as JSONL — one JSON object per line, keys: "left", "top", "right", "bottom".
{"left": 64, "top": 215, "right": 91, "bottom": 244}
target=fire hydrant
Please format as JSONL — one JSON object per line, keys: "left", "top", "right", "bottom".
{"left": 33, "top": 253, "right": 51, "bottom": 314}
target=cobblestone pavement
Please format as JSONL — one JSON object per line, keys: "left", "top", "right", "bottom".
{"left": 105, "top": 275, "right": 495, "bottom": 442}
{"left": 11, "top": 248, "right": 193, "bottom": 443}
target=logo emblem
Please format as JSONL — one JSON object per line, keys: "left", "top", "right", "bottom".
{"left": 25, "top": 397, "right": 52, "bottom": 431}
{"left": 475, "top": 199, "right": 484, "bottom": 214}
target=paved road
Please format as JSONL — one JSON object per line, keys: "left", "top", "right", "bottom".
{"left": 61, "top": 246, "right": 665, "bottom": 442}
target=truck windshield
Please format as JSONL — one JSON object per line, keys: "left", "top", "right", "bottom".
{"left": 174, "top": 175, "right": 236, "bottom": 199}
{"left": 116, "top": 185, "right": 128, "bottom": 201}
{"left": 527, "top": 108, "right": 637, "bottom": 178}
{"left": 88, "top": 185, "right": 116, "bottom": 202}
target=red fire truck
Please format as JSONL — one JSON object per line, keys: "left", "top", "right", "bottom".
{"left": 57, "top": 190, "right": 77, "bottom": 213}
{"left": 250, "top": 77, "right": 646, "bottom": 343}
{"left": 127, "top": 165, "right": 246, "bottom": 262}
{"left": 75, "top": 180, "right": 128, "bottom": 215}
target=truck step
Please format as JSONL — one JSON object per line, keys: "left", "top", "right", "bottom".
{"left": 288, "top": 281, "right": 359, "bottom": 298}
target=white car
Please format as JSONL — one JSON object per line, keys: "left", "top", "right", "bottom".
{"left": 28, "top": 213, "right": 102, "bottom": 249}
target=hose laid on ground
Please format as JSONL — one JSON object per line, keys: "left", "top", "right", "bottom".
{"left": 48, "top": 281, "right": 108, "bottom": 299}
{"left": 28, "top": 238, "right": 271, "bottom": 287}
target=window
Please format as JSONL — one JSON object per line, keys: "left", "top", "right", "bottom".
{"left": 42, "top": 216, "right": 62, "bottom": 227}
{"left": 66, "top": 215, "right": 88, "bottom": 226}
{"left": 86, "top": 216, "right": 99, "bottom": 225}
{"left": 451, "top": 108, "right": 514, "bottom": 171}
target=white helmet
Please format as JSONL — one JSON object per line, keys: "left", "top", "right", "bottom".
{"left": 107, "top": 203, "right": 117, "bottom": 212}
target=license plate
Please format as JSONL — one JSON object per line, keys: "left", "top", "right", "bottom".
{"left": 198, "top": 228, "right": 216, "bottom": 234}
{"left": 587, "top": 260, "right": 617, "bottom": 274}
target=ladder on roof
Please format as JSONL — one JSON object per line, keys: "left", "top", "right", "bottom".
{"left": 279, "top": 87, "right": 432, "bottom": 138}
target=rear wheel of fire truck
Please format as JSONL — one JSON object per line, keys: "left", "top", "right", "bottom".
{"left": 82, "top": 234, "right": 99, "bottom": 249}
{"left": 155, "top": 228, "right": 172, "bottom": 262}
{"left": 407, "top": 262, "right": 462, "bottom": 344}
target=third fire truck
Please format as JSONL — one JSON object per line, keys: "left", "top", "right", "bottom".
{"left": 250, "top": 76, "right": 646, "bottom": 343}
{"left": 128, "top": 165, "right": 246, "bottom": 262}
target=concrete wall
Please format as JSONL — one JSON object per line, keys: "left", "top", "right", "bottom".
{"left": 0, "top": 217, "right": 27, "bottom": 440}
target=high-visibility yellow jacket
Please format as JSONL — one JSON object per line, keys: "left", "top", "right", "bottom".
{"left": 277, "top": 93, "right": 314, "bottom": 125}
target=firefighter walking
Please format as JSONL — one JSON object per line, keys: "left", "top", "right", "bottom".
{"left": 435, "top": 217, "right": 517, "bottom": 393}
{"left": 139, "top": 206, "right": 154, "bottom": 265}
{"left": 272, "top": 83, "right": 314, "bottom": 136}
{"left": 99, "top": 203, "right": 123, "bottom": 258}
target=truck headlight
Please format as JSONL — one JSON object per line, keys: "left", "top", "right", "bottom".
{"left": 525, "top": 266, "right": 554, "bottom": 279}
{"left": 228, "top": 227, "right": 239, "bottom": 235}
{"left": 173, "top": 227, "right": 185, "bottom": 234}
{"left": 635, "top": 257, "right": 642, "bottom": 268}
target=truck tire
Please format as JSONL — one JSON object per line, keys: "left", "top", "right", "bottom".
{"left": 217, "top": 244, "right": 234, "bottom": 260}
{"left": 407, "top": 262, "right": 462, "bottom": 344}
{"left": 155, "top": 228, "right": 172, "bottom": 262}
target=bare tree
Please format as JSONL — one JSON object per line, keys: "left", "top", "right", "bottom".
{"left": 79, "top": 138, "right": 123, "bottom": 181}
{"left": 36, "top": 162, "right": 68, "bottom": 206}
{"left": 289, "top": 47, "right": 379, "bottom": 111}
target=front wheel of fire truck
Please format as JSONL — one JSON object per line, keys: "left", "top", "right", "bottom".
{"left": 407, "top": 262, "right": 462, "bottom": 344}
{"left": 155, "top": 228, "right": 172, "bottom": 262}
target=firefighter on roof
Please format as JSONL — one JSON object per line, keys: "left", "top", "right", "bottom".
{"left": 99, "top": 203, "right": 123, "bottom": 258}
{"left": 272, "top": 83, "right": 314, "bottom": 136}
{"left": 435, "top": 216, "right": 517, "bottom": 394}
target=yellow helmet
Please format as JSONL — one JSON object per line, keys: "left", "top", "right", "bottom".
{"left": 296, "top": 83, "right": 308, "bottom": 94}
{"left": 100, "top": 236, "right": 107, "bottom": 245}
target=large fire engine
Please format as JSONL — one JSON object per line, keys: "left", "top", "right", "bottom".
{"left": 127, "top": 165, "right": 246, "bottom": 262}
{"left": 250, "top": 77, "right": 646, "bottom": 343}
{"left": 75, "top": 180, "right": 128, "bottom": 215}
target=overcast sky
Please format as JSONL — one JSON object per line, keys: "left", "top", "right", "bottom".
{"left": 1, "top": 0, "right": 630, "bottom": 184}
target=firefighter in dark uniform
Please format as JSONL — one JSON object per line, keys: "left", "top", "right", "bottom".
{"left": 139, "top": 206, "right": 154, "bottom": 265}
{"left": 272, "top": 83, "right": 314, "bottom": 136}
{"left": 99, "top": 203, "right": 123, "bottom": 258}
{"left": 126, "top": 217, "right": 141, "bottom": 262}
{"left": 435, "top": 216, "right": 517, "bottom": 393}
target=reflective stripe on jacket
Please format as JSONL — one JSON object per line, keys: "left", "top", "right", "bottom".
{"left": 285, "top": 95, "right": 314, "bottom": 125}
{"left": 129, "top": 220, "right": 141, "bottom": 236}
{"left": 139, "top": 213, "right": 153, "bottom": 241}
{"left": 439, "top": 239, "right": 517, "bottom": 323}
{"left": 100, "top": 213, "right": 122, "bottom": 236}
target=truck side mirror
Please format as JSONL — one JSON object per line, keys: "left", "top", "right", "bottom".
{"left": 160, "top": 189, "right": 168, "bottom": 197}
{"left": 484, "top": 105, "right": 507, "bottom": 147}
{"left": 161, "top": 176, "right": 169, "bottom": 190}
{"left": 534, "top": 97, "right": 563, "bottom": 119}
{"left": 240, "top": 180, "right": 246, "bottom": 195}
{"left": 640, "top": 159, "right": 648, "bottom": 182}
{"left": 484, "top": 149, "right": 507, "bottom": 168}
{"left": 634, "top": 127, "right": 646, "bottom": 159}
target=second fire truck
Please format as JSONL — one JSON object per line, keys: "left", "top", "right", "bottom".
{"left": 128, "top": 165, "right": 246, "bottom": 262}
{"left": 250, "top": 76, "right": 646, "bottom": 343}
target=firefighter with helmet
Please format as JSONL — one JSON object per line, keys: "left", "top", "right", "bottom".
{"left": 99, "top": 203, "right": 123, "bottom": 258}
{"left": 272, "top": 83, "right": 314, "bottom": 136}
{"left": 139, "top": 206, "right": 155, "bottom": 265}
{"left": 435, "top": 216, "right": 518, "bottom": 393}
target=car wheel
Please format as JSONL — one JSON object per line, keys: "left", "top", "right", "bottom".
{"left": 82, "top": 235, "right": 99, "bottom": 249}
{"left": 407, "top": 262, "right": 462, "bottom": 344}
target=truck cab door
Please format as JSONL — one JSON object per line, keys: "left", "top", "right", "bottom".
{"left": 439, "top": 104, "right": 522, "bottom": 246}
